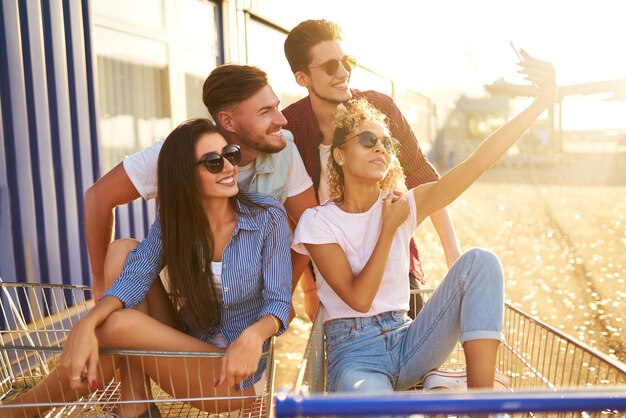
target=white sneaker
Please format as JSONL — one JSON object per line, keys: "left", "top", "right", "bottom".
{"left": 422, "top": 369, "right": 511, "bottom": 391}
{"left": 493, "top": 372, "right": 510, "bottom": 391}
{"left": 422, "top": 369, "right": 467, "bottom": 391}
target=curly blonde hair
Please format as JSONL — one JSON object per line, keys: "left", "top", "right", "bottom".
{"left": 327, "top": 99, "right": 406, "bottom": 201}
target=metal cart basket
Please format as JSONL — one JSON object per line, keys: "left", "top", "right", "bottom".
{"left": 0, "top": 281, "right": 275, "bottom": 417}
{"left": 276, "top": 290, "right": 626, "bottom": 417}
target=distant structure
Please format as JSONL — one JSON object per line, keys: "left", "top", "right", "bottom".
{"left": 435, "top": 78, "right": 626, "bottom": 166}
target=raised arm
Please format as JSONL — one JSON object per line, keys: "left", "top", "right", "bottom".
{"left": 84, "top": 163, "right": 140, "bottom": 300}
{"left": 368, "top": 91, "right": 462, "bottom": 267}
{"left": 413, "top": 53, "right": 557, "bottom": 225}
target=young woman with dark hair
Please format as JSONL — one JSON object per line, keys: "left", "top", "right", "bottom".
{"left": 1, "top": 119, "right": 291, "bottom": 418}
{"left": 292, "top": 52, "right": 556, "bottom": 394}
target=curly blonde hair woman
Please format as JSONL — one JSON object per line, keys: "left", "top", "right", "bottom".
{"left": 293, "top": 52, "right": 556, "bottom": 394}
{"left": 327, "top": 99, "right": 406, "bottom": 201}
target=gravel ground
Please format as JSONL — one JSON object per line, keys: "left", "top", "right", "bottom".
{"left": 273, "top": 151, "right": 626, "bottom": 390}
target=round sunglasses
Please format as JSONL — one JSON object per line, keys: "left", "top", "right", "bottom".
{"left": 197, "top": 144, "right": 241, "bottom": 173}
{"left": 310, "top": 55, "right": 357, "bottom": 76}
{"left": 340, "top": 131, "right": 398, "bottom": 153}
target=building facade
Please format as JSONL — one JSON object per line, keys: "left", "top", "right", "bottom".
{"left": 0, "top": 0, "right": 435, "bottom": 298}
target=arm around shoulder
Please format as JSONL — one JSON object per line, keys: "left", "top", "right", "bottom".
{"left": 84, "top": 163, "right": 141, "bottom": 300}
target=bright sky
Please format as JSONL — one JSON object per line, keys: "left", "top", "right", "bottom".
{"left": 275, "top": 0, "right": 626, "bottom": 129}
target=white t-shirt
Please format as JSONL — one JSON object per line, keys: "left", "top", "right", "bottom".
{"left": 292, "top": 191, "right": 418, "bottom": 322}
{"left": 208, "top": 261, "right": 228, "bottom": 349}
{"left": 236, "top": 161, "right": 255, "bottom": 192}
{"left": 123, "top": 135, "right": 312, "bottom": 201}
{"left": 318, "top": 143, "right": 332, "bottom": 204}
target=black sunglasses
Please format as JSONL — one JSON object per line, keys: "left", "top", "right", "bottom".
{"left": 341, "top": 131, "right": 398, "bottom": 153}
{"left": 311, "top": 55, "right": 357, "bottom": 76}
{"left": 197, "top": 144, "right": 241, "bottom": 173}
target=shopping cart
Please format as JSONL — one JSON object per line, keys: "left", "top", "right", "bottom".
{"left": 0, "top": 281, "right": 275, "bottom": 417}
{"left": 276, "top": 290, "right": 626, "bottom": 417}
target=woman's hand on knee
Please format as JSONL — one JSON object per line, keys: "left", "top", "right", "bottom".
{"left": 215, "top": 329, "right": 263, "bottom": 388}
{"left": 59, "top": 319, "right": 100, "bottom": 390}
{"left": 59, "top": 296, "right": 122, "bottom": 389}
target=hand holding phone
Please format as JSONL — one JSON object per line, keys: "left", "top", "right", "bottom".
{"left": 509, "top": 42, "right": 557, "bottom": 104}
{"left": 510, "top": 42, "right": 544, "bottom": 90}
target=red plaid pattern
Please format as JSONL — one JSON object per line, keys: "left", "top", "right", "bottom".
{"left": 283, "top": 89, "right": 441, "bottom": 283}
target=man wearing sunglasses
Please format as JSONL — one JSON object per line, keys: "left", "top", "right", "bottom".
{"left": 84, "top": 64, "right": 316, "bottom": 302}
{"left": 282, "top": 19, "right": 461, "bottom": 319}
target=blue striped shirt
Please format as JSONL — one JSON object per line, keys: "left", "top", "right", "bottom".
{"left": 103, "top": 193, "right": 292, "bottom": 389}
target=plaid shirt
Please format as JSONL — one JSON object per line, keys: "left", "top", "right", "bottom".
{"left": 283, "top": 89, "right": 440, "bottom": 283}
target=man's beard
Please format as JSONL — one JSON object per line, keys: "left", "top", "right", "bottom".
{"left": 310, "top": 84, "right": 353, "bottom": 105}
{"left": 238, "top": 126, "right": 286, "bottom": 154}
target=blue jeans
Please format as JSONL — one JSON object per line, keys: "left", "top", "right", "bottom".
{"left": 325, "top": 248, "right": 504, "bottom": 393}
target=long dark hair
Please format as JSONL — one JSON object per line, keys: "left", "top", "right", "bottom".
{"left": 158, "top": 119, "right": 277, "bottom": 333}
{"left": 157, "top": 119, "right": 227, "bottom": 333}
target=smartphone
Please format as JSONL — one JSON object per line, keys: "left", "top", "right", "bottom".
{"left": 509, "top": 41, "right": 524, "bottom": 62}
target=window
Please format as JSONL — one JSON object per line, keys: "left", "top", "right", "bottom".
{"left": 245, "top": 16, "right": 303, "bottom": 107}
{"left": 97, "top": 56, "right": 172, "bottom": 173}
{"left": 95, "top": 27, "right": 172, "bottom": 173}
{"left": 177, "top": 0, "right": 221, "bottom": 119}
{"left": 93, "top": 0, "right": 221, "bottom": 172}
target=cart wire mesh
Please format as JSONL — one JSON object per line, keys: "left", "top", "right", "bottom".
{"left": 282, "top": 289, "right": 626, "bottom": 417}
{"left": 0, "top": 281, "right": 275, "bottom": 417}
